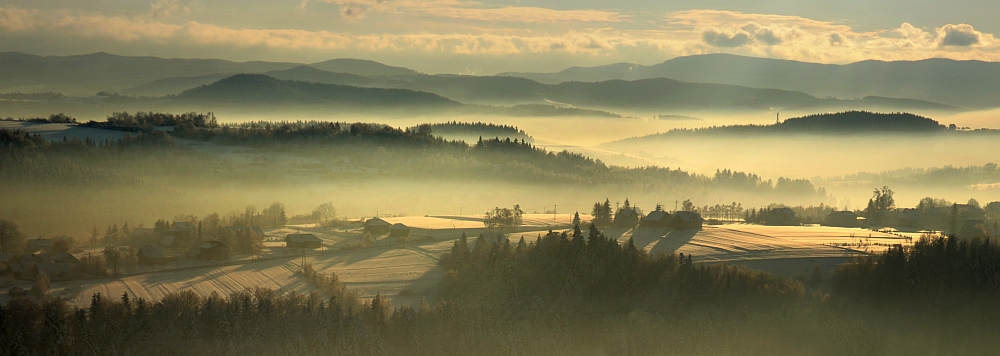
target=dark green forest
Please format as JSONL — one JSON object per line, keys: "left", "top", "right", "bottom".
{"left": 2, "top": 227, "right": 999, "bottom": 355}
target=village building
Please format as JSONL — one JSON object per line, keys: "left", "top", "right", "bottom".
{"left": 640, "top": 210, "right": 673, "bottom": 228}
{"left": 137, "top": 246, "right": 171, "bottom": 265}
{"left": 286, "top": 233, "right": 322, "bottom": 249}
{"left": 160, "top": 235, "right": 184, "bottom": 249}
{"left": 764, "top": 207, "right": 799, "bottom": 226}
{"left": 613, "top": 207, "right": 642, "bottom": 227}
{"left": 197, "top": 241, "right": 229, "bottom": 260}
{"left": 825, "top": 211, "right": 860, "bottom": 228}
{"left": 895, "top": 208, "right": 925, "bottom": 230}
{"left": 389, "top": 223, "right": 411, "bottom": 238}
{"left": 960, "top": 219, "right": 989, "bottom": 239}
{"left": 672, "top": 211, "right": 705, "bottom": 230}
{"left": 25, "top": 239, "right": 55, "bottom": 254}
{"left": 364, "top": 217, "right": 392, "bottom": 235}
{"left": 34, "top": 261, "right": 79, "bottom": 280}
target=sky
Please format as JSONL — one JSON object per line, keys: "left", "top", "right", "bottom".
{"left": 0, "top": 0, "right": 997, "bottom": 74}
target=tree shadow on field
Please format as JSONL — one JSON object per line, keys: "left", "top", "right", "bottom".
{"left": 647, "top": 229, "right": 699, "bottom": 257}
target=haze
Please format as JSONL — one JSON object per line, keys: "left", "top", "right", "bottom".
{"left": 3, "top": 1, "right": 1000, "bottom": 355}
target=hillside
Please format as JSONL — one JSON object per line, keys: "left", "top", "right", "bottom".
{"left": 174, "top": 74, "right": 459, "bottom": 107}
{"left": 128, "top": 67, "right": 956, "bottom": 113}
{"left": 0, "top": 52, "right": 418, "bottom": 95}
{"left": 500, "top": 53, "right": 1000, "bottom": 109}
{"left": 0, "top": 52, "right": 299, "bottom": 95}
{"left": 605, "top": 111, "right": 952, "bottom": 143}
{"left": 309, "top": 58, "right": 420, "bottom": 76}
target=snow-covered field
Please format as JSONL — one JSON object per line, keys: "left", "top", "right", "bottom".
{"left": 0, "top": 121, "right": 130, "bottom": 141}
{"left": 44, "top": 222, "right": 910, "bottom": 308}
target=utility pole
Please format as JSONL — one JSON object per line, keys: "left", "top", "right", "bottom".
{"left": 553, "top": 204, "right": 557, "bottom": 220}
{"left": 675, "top": 200, "right": 679, "bottom": 213}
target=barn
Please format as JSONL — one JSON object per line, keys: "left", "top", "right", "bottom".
{"left": 286, "top": 234, "right": 322, "bottom": 249}
{"left": 389, "top": 223, "right": 411, "bottom": 238}
{"left": 672, "top": 211, "right": 705, "bottom": 230}
{"left": 364, "top": 217, "right": 392, "bottom": 235}
{"left": 640, "top": 210, "right": 673, "bottom": 228}
{"left": 137, "top": 246, "right": 171, "bottom": 265}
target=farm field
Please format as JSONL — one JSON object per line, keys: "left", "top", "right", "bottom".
{"left": 41, "top": 221, "right": 913, "bottom": 308}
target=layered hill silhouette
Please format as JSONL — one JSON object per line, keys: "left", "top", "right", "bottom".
{"left": 0, "top": 52, "right": 417, "bottom": 95}
{"left": 173, "top": 74, "right": 457, "bottom": 107}
{"left": 0, "top": 51, "right": 978, "bottom": 112}
{"left": 132, "top": 66, "right": 956, "bottom": 113}
{"left": 500, "top": 53, "right": 1000, "bottom": 109}
{"left": 602, "top": 111, "right": 970, "bottom": 147}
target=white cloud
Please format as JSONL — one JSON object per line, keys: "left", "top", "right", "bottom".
{"left": 308, "top": 0, "right": 625, "bottom": 23}
{"left": 2, "top": 6, "right": 1000, "bottom": 66}
{"left": 149, "top": 0, "right": 192, "bottom": 20}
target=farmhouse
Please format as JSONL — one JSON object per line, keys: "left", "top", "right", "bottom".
{"left": 25, "top": 239, "right": 55, "bottom": 254}
{"left": 613, "top": 207, "right": 641, "bottom": 227}
{"left": 137, "top": 246, "right": 171, "bottom": 265}
{"left": 286, "top": 234, "right": 322, "bottom": 249}
{"left": 825, "top": 211, "right": 860, "bottom": 227}
{"left": 672, "top": 211, "right": 704, "bottom": 230}
{"left": 389, "top": 223, "right": 411, "bottom": 238}
{"left": 895, "top": 208, "right": 925, "bottom": 230}
{"left": 764, "top": 207, "right": 799, "bottom": 226}
{"left": 640, "top": 210, "right": 673, "bottom": 228}
{"left": 160, "top": 235, "right": 183, "bottom": 249}
{"left": 197, "top": 241, "right": 229, "bottom": 260}
{"left": 34, "top": 262, "right": 79, "bottom": 280}
{"left": 364, "top": 217, "right": 392, "bottom": 235}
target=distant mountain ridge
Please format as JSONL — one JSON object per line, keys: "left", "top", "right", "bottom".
{"left": 499, "top": 53, "right": 1000, "bottom": 109}
{"left": 133, "top": 67, "right": 958, "bottom": 113}
{"left": 602, "top": 111, "right": 968, "bottom": 146}
{"left": 0, "top": 51, "right": 970, "bottom": 113}
{"left": 174, "top": 74, "right": 457, "bottom": 107}
{"left": 0, "top": 52, "right": 418, "bottom": 95}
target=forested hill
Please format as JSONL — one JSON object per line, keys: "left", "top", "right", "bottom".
{"left": 174, "top": 74, "right": 459, "bottom": 107}
{"left": 778, "top": 111, "right": 943, "bottom": 132}
{"left": 604, "top": 111, "right": 973, "bottom": 143}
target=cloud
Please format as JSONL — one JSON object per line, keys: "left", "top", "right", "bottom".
{"left": 702, "top": 30, "right": 751, "bottom": 47}
{"left": 309, "top": 0, "right": 625, "bottom": 23}
{"left": 149, "top": 0, "right": 192, "bottom": 20}
{"left": 939, "top": 24, "right": 981, "bottom": 46}
{"left": 0, "top": 6, "right": 39, "bottom": 31}
{"left": 4, "top": 5, "right": 1000, "bottom": 67}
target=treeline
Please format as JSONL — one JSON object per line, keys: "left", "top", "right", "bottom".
{"left": 834, "top": 235, "right": 1000, "bottom": 305}
{"left": 0, "top": 128, "right": 175, "bottom": 186}
{"left": 819, "top": 163, "right": 1000, "bottom": 187}
{"left": 422, "top": 121, "right": 533, "bottom": 142}
{"left": 0, "top": 92, "right": 65, "bottom": 100}
{"left": 1, "top": 113, "right": 76, "bottom": 123}
{"left": 438, "top": 226, "right": 801, "bottom": 307}
{"left": 5, "top": 228, "right": 1000, "bottom": 354}
{"left": 612, "top": 111, "right": 956, "bottom": 142}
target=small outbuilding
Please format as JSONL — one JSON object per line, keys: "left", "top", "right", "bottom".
{"left": 137, "top": 246, "right": 171, "bottom": 265}
{"left": 640, "top": 210, "right": 673, "bottom": 228}
{"left": 895, "top": 208, "right": 925, "bottom": 230}
{"left": 197, "top": 241, "right": 229, "bottom": 260}
{"left": 364, "top": 217, "right": 392, "bottom": 235}
{"left": 286, "top": 234, "right": 322, "bottom": 249}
